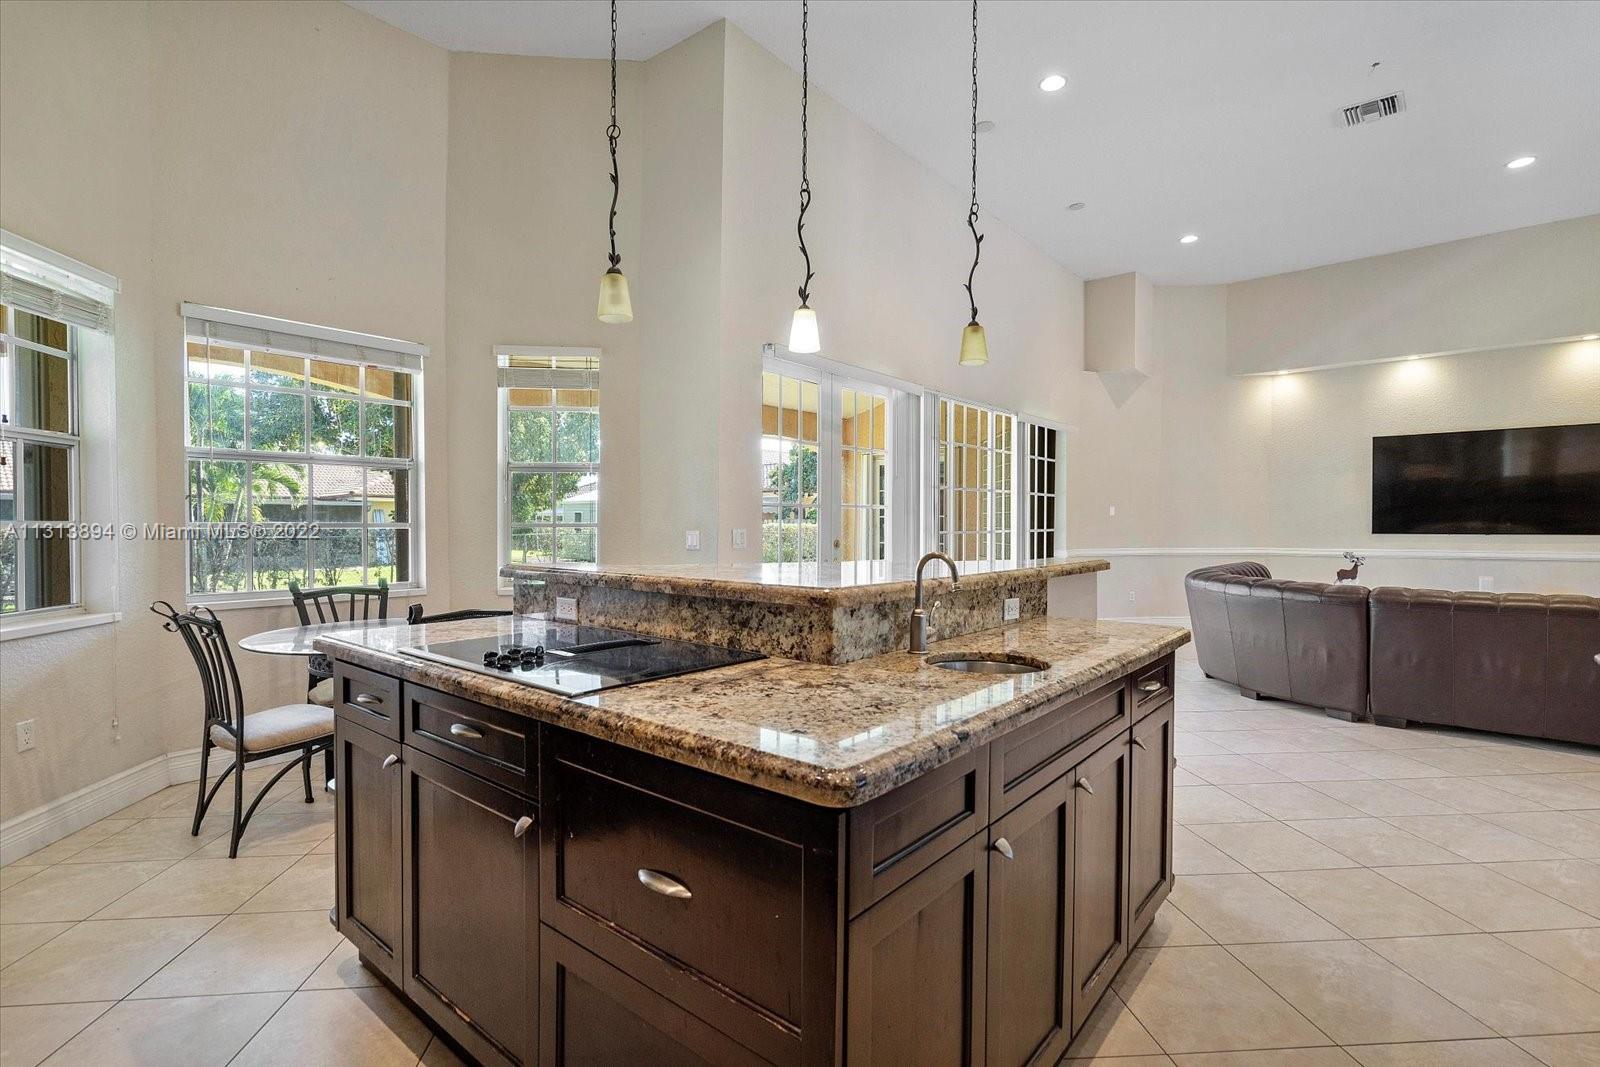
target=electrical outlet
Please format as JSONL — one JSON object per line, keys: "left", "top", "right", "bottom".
{"left": 1109, "top": 505, "right": 1116, "bottom": 517}
{"left": 554, "top": 596, "right": 578, "bottom": 622}
{"left": 732, "top": 528, "right": 747, "bottom": 549}
{"left": 685, "top": 530, "right": 701, "bottom": 551}
{"left": 1478, "top": 576, "right": 1494, "bottom": 591}
{"left": 16, "top": 719, "right": 36, "bottom": 753}
{"left": 1128, "top": 590, "right": 1137, "bottom": 603}
{"left": 1003, "top": 597, "right": 1021, "bottom": 622}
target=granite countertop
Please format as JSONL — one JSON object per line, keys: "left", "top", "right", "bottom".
{"left": 500, "top": 556, "right": 1110, "bottom": 607}
{"left": 317, "top": 613, "right": 1188, "bottom": 807}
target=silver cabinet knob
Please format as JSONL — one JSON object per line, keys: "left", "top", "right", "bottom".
{"left": 992, "top": 837, "right": 1015, "bottom": 860}
{"left": 512, "top": 816, "right": 534, "bottom": 838}
{"left": 1075, "top": 777, "right": 1095, "bottom": 795}
{"left": 449, "top": 722, "right": 485, "bottom": 740}
{"left": 381, "top": 754, "right": 400, "bottom": 770}
{"left": 1138, "top": 680, "right": 1163, "bottom": 694}
{"left": 353, "top": 692, "right": 383, "bottom": 706}
{"left": 637, "top": 868, "right": 692, "bottom": 900}
{"left": 1131, "top": 736, "right": 1147, "bottom": 750}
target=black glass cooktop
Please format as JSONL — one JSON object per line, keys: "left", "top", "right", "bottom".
{"left": 399, "top": 623, "right": 763, "bottom": 697}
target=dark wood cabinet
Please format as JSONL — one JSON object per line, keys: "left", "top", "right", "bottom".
{"left": 334, "top": 716, "right": 404, "bottom": 985}
{"left": 846, "top": 833, "right": 988, "bottom": 1067}
{"left": 1069, "top": 735, "right": 1131, "bottom": 1027}
{"left": 1127, "top": 700, "right": 1175, "bottom": 944}
{"left": 402, "top": 746, "right": 538, "bottom": 1067}
{"left": 985, "top": 775, "right": 1074, "bottom": 1067}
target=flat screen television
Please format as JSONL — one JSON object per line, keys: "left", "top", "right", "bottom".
{"left": 1372, "top": 423, "right": 1600, "bottom": 535}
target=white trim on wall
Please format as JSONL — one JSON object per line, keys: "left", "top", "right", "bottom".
{"left": 1073, "top": 547, "right": 1600, "bottom": 563}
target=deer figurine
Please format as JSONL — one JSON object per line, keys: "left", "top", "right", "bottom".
{"left": 1335, "top": 551, "right": 1366, "bottom": 583}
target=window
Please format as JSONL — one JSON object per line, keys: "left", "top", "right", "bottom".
{"left": 498, "top": 347, "right": 600, "bottom": 572}
{"left": 1025, "top": 424, "right": 1062, "bottom": 562}
{"left": 182, "top": 304, "right": 425, "bottom": 598}
{"left": 935, "top": 397, "right": 1015, "bottom": 565}
{"left": 761, "top": 366, "right": 820, "bottom": 564}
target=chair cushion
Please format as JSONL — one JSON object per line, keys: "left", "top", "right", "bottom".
{"left": 307, "top": 677, "right": 335, "bottom": 707}
{"left": 211, "top": 704, "right": 334, "bottom": 753}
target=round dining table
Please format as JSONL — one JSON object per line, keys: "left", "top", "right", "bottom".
{"left": 237, "top": 617, "right": 412, "bottom": 656}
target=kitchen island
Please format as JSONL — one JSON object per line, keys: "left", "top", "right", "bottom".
{"left": 318, "top": 611, "right": 1188, "bottom": 1067}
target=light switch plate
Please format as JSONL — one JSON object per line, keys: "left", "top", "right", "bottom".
{"left": 732, "top": 528, "right": 747, "bottom": 549}
{"left": 1003, "top": 597, "right": 1021, "bottom": 622}
{"left": 554, "top": 596, "right": 578, "bottom": 622}
{"left": 685, "top": 530, "right": 701, "bottom": 551}
{"left": 16, "top": 719, "right": 35, "bottom": 753}
{"left": 1478, "top": 576, "right": 1494, "bottom": 591}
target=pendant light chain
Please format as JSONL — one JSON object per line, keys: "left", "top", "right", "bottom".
{"left": 964, "top": 0, "right": 984, "bottom": 325}
{"left": 796, "top": 0, "right": 814, "bottom": 309}
{"left": 606, "top": 0, "right": 622, "bottom": 270}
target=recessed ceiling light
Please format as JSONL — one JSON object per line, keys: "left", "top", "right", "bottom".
{"left": 1583, "top": 334, "right": 1600, "bottom": 341}
{"left": 976, "top": 119, "right": 996, "bottom": 133}
{"left": 1179, "top": 234, "right": 1199, "bottom": 244}
{"left": 1405, "top": 355, "right": 1420, "bottom": 361}
{"left": 1506, "top": 155, "right": 1537, "bottom": 169}
{"left": 1067, "top": 201, "right": 1086, "bottom": 211}
{"left": 1039, "top": 74, "right": 1067, "bottom": 93}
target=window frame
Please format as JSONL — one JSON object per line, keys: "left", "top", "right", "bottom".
{"left": 181, "top": 323, "right": 425, "bottom": 603}
{"left": 496, "top": 345, "right": 601, "bottom": 590}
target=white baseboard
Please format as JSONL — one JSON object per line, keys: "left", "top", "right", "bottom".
{"left": 1, "top": 748, "right": 306, "bottom": 866}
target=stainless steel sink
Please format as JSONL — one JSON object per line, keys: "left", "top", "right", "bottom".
{"left": 927, "top": 653, "right": 1050, "bottom": 675}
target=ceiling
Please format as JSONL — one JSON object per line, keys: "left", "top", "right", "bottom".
{"left": 347, "top": 0, "right": 1600, "bottom": 285}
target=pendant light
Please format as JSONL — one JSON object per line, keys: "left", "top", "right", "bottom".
{"left": 788, "top": 0, "right": 820, "bottom": 353}
{"left": 596, "top": 0, "right": 633, "bottom": 324}
{"left": 959, "top": 0, "right": 989, "bottom": 366}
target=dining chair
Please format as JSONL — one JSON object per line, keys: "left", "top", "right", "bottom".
{"left": 153, "top": 601, "right": 334, "bottom": 858}
{"left": 288, "top": 577, "right": 389, "bottom": 708}
{"left": 405, "top": 604, "right": 513, "bottom": 625}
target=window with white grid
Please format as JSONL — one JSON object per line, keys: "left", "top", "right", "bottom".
{"left": 499, "top": 347, "right": 600, "bottom": 570}
{"left": 936, "top": 398, "right": 1014, "bottom": 565}
{"left": 1026, "top": 423, "right": 1061, "bottom": 562}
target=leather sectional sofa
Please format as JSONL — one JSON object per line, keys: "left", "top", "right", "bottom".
{"left": 1184, "top": 562, "right": 1600, "bottom": 746}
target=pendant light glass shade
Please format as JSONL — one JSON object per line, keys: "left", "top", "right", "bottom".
{"left": 959, "top": 321, "right": 989, "bottom": 366}
{"left": 789, "top": 306, "right": 820, "bottom": 353}
{"left": 597, "top": 268, "right": 632, "bottom": 323}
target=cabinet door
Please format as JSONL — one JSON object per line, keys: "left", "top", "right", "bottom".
{"left": 334, "top": 717, "right": 403, "bottom": 985}
{"left": 1128, "top": 702, "right": 1175, "bottom": 945}
{"left": 846, "top": 833, "right": 987, "bottom": 1067}
{"left": 1070, "top": 736, "right": 1131, "bottom": 1029}
{"left": 402, "top": 746, "right": 538, "bottom": 1067}
{"left": 986, "top": 775, "right": 1074, "bottom": 1067}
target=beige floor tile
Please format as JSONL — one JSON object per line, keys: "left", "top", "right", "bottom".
{"left": 420, "top": 1036, "right": 472, "bottom": 1067}
{"left": 0, "top": 918, "right": 216, "bottom": 1006}
{"left": 1186, "top": 822, "right": 1361, "bottom": 872}
{"left": 1180, "top": 756, "right": 1291, "bottom": 785}
{"left": 1283, "top": 818, "right": 1465, "bottom": 867}
{"left": 1499, "top": 748, "right": 1600, "bottom": 775}
{"left": 0, "top": 1003, "right": 113, "bottom": 1067}
{"left": 1207, "top": 731, "right": 1317, "bottom": 755}
{"left": 0, "top": 867, "right": 46, "bottom": 891}
{"left": 1512, "top": 1032, "right": 1600, "bottom": 1066}
{"left": 1405, "top": 747, "right": 1527, "bottom": 777}
{"left": 1111, "top": 946, "right": 1328, "bottom": 1053}
{"left": 1177, "top": 735, "right": 1237, "bottom": 756}
{"left": 7, "top": 823, "right": 139, "bottom": 868}
{"left": 1557, "top": 771, "right": 1600, "bottom": 791}
{"left": 300, "top": 939, "right": 382, "bottom": 990}
{"left": 1374, "top": 863, "right": 1598, "bottom": 932}
{"left": 112, "top": 786, "right": 198, "bottom": 821}
{"left": 1383, "top": 815, "right": 1571, "bottom": 862}
{"left": 1251, "top": 755, "right": 1380, "bottom": 783}
{"left": 0, "top": 862, "right": 173, "bottom": 923}
{"left": 1228, "top": 940, "right": 1493, "bottom": 1044}
{"left": 1393, "top": 777, "right": 1551, "bottom": 814}
{"left": 61, "top": 819, "right": 221, "bottom": 865}
{"left": 0, "top": 923, "right": 76, "bottom": 969}
{"left": 1140, "top": 902, "right": 1215, "bottom": 947}
{"left": 1263, "top": 869, "right": 1474, "bottom": 940}
{"left": 229, "top": 987, "right": 432, "bottom": 1067}
{"left": 130, "top": 910, "right": 341, "bottom": 998}
{"left": 91, "top": 857, "right": 295, "bottom": 919}
{"left": 1307, "top": 780, "right": 1456, "bottom": 817}
{"left": 1346, "top": 1038, "right": 1545, "bottom": 1066}
{"left": 1063, "top": 988, "right": 1164, "bottom": 1059}
{"left": 1062, "top": 1058, "right": 1174, "bottom": 1067}
{"left": 1326, "top": 752, "right": 1452, "bottom": 779}
{"left": 236, "top": 853, "right": 334, "bottom": 913}
{"left": 307, "top": 834, "right": 335, "bottom": 856}
{"left": 38, "top": 992, "right": 289, "bottom": 1067}
{"left": 1172, "top": 1052, "right": 1356, "bottom": 1066}
{"left": 1175, "top": 787, "right": 1271, "bottom": 825}
{"left": 1483, "top": 811, "right": 1600, "bottom": 859}
{"left": 1476, "top": 775, "right": 1600, "bottom": 811}
{"left": 1366, "top": 933, "right": 1600, "bottom": 1036}
{"left": 191, "top": 813, "right": 332, "bottom": 859}
{"left": 1496, "top": 929, "right": 1600, "bottom": 993}
{"left": 1174, "top": 827, "right": 1248, "bottom": 875}
{"left": 1489, "top": 860, "right": 1600, "bottom": 918}
{"left": 1174, "top": 767, "right": 1209, "bottom": 787}
{"left": 1170, "top": 874, "right": 1346, "bottom": 944}
{"left": 1220, "top": 784, "right": 1365, "bottom": 820}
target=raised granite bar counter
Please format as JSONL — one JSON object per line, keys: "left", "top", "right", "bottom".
{"left": 501, "top": 557, "right": 1111, "bottom": 664}
{"left": 317, "top": 611, "right": 1187, "bottom": 807}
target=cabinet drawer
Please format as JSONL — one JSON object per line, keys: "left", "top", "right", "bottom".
{"left": 848, "top": 749, "right": 989, "bottom": 918}
{"left": 989, "top": 679, "right": 1128, "bottom": 818}
{"left": 1132, "top": 655, "right": 1174, "bottom": 712}
{"left": 333, "top": 662, "right": 401, "bottom": 739}
{"left": 403, "top": 683, "right": 536, "bottom": 797}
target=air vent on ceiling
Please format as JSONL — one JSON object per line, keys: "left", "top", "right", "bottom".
{"left": 1340, "top": 92, "right": 1406, "bottom": 127}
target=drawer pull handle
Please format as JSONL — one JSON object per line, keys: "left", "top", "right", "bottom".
{"left": 1138, "top": 680, "right": 1164, "bottom": 694}
{"left": 1131, "top": 737, "right": 1148, "bottom": 750}
{"left": 1075, "top": 777, "right": 1095, "bottom": 795}
{"left": 637, "top": 868, "right": 692, "bottom": 900}
{"left": 992, "top": 837, "right": 1015, "bottom": 860}
{"left": 448, "top": 723, "right": 485, "bottom": 740}
{"left": 381, "top": 754, "right": 400, "bottom": 770}
{"left": 353, "top": 692, "right": 383, "bottom": 707}
{"left": 512, "top": 816, "right": 534, "bottom": 839}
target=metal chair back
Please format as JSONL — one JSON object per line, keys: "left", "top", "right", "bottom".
{"left": 405, "top": 604, "right": 512, "bottom": 625}
{"left": 152, "top": 600, "right": 244, "bottom": 742}
{"left": 288, "top": 577, "right": 389, "bottom": 624}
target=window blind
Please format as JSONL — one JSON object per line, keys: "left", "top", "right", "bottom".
{"left": 1, "top": 234, "right": 117, "bottom": 334}
{"left": 495, "top": 347, "right": 600, "bottom": 390}
{"left": 181, "top": 302, "right": 426, "bottom": 371}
